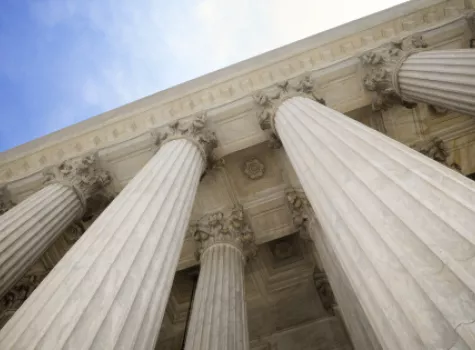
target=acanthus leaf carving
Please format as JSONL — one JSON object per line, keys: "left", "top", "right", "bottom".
{"left": 0, "top": 271, "right": 48, "bottom": 327}
{"left": 361, "top": 35, "right": 427, "bottom": 111}
{"left": 314, "top": 267, "right": 336, "bottom": 315}
{"left": 156, "top": 113, "right": 218, "bottom": 165}
{"left": 44, "top": 154, "right": 112, "bottom": 209}
{"left": 191, "top": 206, "right": 255, "bottom": 260}
{"left": 286, "top": 189, "right": 312, "bottom": 240}
{"left": 412, "top": 137, "right": 462, "bottom": 172}
{"left": 254, "top": 76, "right": 325, "bottom": 147}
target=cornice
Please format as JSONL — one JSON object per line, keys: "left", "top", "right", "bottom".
{"left": 0, "top": 0, "right": 470, "bottom": 184}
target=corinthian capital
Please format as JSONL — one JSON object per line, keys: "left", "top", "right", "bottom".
{"left": 0, "top": 187, "right": 14, "bottom": 215}
{"left": 361, "top": 36, "right": 426, "bottom": 111}
{"left": 411, "top": 137, "right": 461, "bottom": 172}
{"left": 254, "top": 76, "right": 325, "bottom": 146}
{"left": 156, "top": 113, "right": 217, "bottom": 163}
{"left": 45, "top": 154, "right": 111, "bottom": 207}
{"left": 191, "top": 207, "right": 255, "bottom": 259}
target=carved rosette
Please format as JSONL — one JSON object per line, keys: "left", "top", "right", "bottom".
{"left": 314, "top": 267, "right": 336, "bottom": 315}
{"left": 361, "top": 36, "right": 427, "bottom": 111}
{"left": 63, "top": 222, "right": 86, "bottom": 244}
{"left": 286, "top": 189, "right": 312, "bottom": 240}
{"left": 254, "top": 76, "right": 325, "bottom": 146}
{"left": 412, "top": 137, "right": 462, "bottom": 172}
{"left": 191, "top": 207, "right": 255, "bottom": 260}
{"left": 243, "top": 158, "right": 265, "bottom": 180}
{"left": 0, "top": 187, "right": 14, "bottom": 215}
{"left": 156, "top": 113, "right": 218, "bottom": 166}
{"left": 44, "top": 154, "right": 111, "bottom": 210}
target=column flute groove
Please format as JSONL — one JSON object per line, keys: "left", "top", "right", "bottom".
{"left": 285, "top": 99, "right": 475, "bottom": 319}
{"left": 0, "top": 115, "right": 217, "bottom": 350}
{"left": 277, "top": 97, "right": 475, "bottom": 349}
{"left": 0, "top": 153, "right": 111, "bottom": 299}
{"left": 256, "top": 75, "right": 475, "bottom": 349}
{"left": 184, "top": 208, "right": 253, "bottom": 350}
{"left": 361, "top": 40, "right": 475, "bottom": 115}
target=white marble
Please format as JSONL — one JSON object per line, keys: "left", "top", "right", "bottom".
{"left": 185, "top": 208, "right": 251, "bottom": 350}
{"left": 275, "top": 96, "right": 475, "bottom": 349}
{"left": 398, "top": 49, "right": 475, "bottom": 116}
{"left": 0, "top": 139, "right": 204, "bottom": 349}
{"left": 184, "top": 244, "right": 249, "bottom": 350}
{"left": 0, "top": 183, "right": 82, "bottom": 298}
{"left": 308, "top": 217, "right": 382, "bottom": 350}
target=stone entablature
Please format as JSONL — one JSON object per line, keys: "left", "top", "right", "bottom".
{"left": 0, "top": 0, "right": 471, "bottom": 184}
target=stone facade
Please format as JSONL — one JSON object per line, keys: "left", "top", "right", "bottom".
{"left": 0, "top": 1, "right": 475, "bottom": 349}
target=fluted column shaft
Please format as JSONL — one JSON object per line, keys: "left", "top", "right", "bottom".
{"left": 397, "top": 49, "right": 475, "bottom": 116}
{"left": 185, "top": 244, "right": 249, "bottom": 350}
{"left": 0, "top": 183, "right": 83, "bottom": 298}
{"left": 308, "top": 218, "right": 382, "bottom": 350}
{"left": 0, "top": 138, "right": 204, "bottom": 349}
{"left": 275, "top": 96, "right": 475, "bottom": 349}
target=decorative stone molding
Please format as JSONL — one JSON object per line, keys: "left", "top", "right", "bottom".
{"left": 243, "top": 158, "right": 265, "bottom": 180}
{"left": 286, "top": 189, "right": 311, "bottom": 239}
{"left": 360, "top": 36, "right": 427, "bottom": 111}
{"left": 0, "top": 187, "right": 13, "bottom": 215}
{"left": 0, "top": 271, "right": 48, "bottom": 328}
{"left": 412, "top": 137, "right": 461, "bottom": 172}
{"left": 155, "top": 113, "right": 217, "bottom": 165}
{"left": 191, "top": 206, "right": 255, "bottom": 259}
{"left": 313, "top": 267, "right": 336, "bottom": 315}
{"left": 63, "top": 222, "right": 86, "bottom": 244}
{"left": 254, "top": 76, "right": 325, "bottom": 144}
{"left": 0, "top": 4, "right": 471, "bottom": 183}
{"left": 44, "top": 154, "right": 111, "bottom": 209}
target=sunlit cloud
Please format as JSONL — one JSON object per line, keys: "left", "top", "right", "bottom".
{"left": 0, "top": 0, "right": 407, "bottom": 151}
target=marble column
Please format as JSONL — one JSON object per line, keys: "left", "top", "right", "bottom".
{"left": 256, "top": 80, "right": 475, "bottom": 349}
{"left": 184, "top": 208, "right": 253, "bottom": 350}
{"left": 362, "top": 41, "right": 475, "bottom": 116}
{"left": 0, "top": 155, "right": 110, "bottom": 299}
{"left": 0, "top": 115, "right": 217, "bottom": 350}
{"left": 397, "top": 50, "right": 475, "bottom": 116}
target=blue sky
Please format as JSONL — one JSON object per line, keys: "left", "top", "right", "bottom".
{"left": 0, "top": 0, "right": 407, "bottom": 152}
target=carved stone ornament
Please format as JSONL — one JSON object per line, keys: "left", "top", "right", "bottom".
{"left": 63, "top": 222, "right": 86, "bottom": 244}
{"left": 286, "top": 189, "right": 311, "bottom": 239}
{"left": 44, "top": 154, "right": 111, "bottom": 208}
{"left": 0, "top": 271, "right": 48, "bottom": 328}
{"left": 314, "top": 267, "right": 336, "bottom": 315}
{"left": 361, "top": 35, "right": 427, "bottom": 111}
{"left": 243, "top": 158, "right": 265, "bottom": 180}
{"left": 254, "top": 76, "right": 325, "bottom": 146}
{"left": 412, "top": 137, "right": 461, "bottom": 172}
{"left": 466, "top": 11, "right": 475, "bottom": 38}
{"left": 155, "top": 113, "right": 218, "bottom": 164}
{"left": 0, "top": 187, "right": 14, "bottom": 215}
{"left": 191, "top": 206, "right": 256, "bottom": 260}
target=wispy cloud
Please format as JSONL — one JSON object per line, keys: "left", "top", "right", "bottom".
{"left": 0, "top": 0, "right": 407, "bottom": 151}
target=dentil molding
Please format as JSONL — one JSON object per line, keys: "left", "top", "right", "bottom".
{"left": 0, "top": 0, "right": 469, "bottom": 184}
